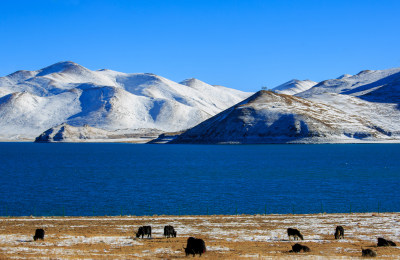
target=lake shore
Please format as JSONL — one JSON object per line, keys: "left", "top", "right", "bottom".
{"left": 0, "top": 213, "right": 399, "bottom": 259}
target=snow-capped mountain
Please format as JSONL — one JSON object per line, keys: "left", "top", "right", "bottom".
{"left": 297, "top": 67, "right": 400, "bottom": 103}
{"left": 171, "top": 91, "right": 394, "bottom": 144}
{"left": 0, "top": 61, "right": 252, "bottom": 140}
{"left": 294, "top": 67, "right": 400, "bottom": 139}
{"left": 271, "top": 79, "right": 317, "bottom": 95}
{"left": 3, "top": 62, "right": 400, "bottom": 143}
{"left": 172, "top": 67, "right": 400, "bottom": 144}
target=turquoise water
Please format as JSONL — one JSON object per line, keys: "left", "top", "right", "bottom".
{"left": 0, "top": 143, "right": 399, "bottom": 216}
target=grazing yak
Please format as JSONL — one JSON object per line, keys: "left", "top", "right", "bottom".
{"left": 335, "top": 226, "right": 344, "bottom": 239}
{"left": 164, "top": 225, "right": 177, "bottom": 238}
{"left": 136, "top": 226, "right": 152, "bottom": 238}
{"left": 362, "top": 248, "right": 377, "bottom": 257}
{"left": 33, "top": 229, "right": 45, "bottom": 241}
{"left": 287, "top": 228, "right": 303, "bottom": 241}
{"left": 377, "top": 237, "right": 396, "bottom": 247}
{"left": 289, "top": 243, "right": 310, "bottom": 253}
{"left": 184, "top": 237, "right": 206, "bottom": 257}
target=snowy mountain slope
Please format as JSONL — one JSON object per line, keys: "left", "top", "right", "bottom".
{"left": 113, "top": 73, "right": 248, "bottom": 116}
{"left": 337, "top": 74, "right": 352, "bottom": 79}
{"left": 304, "top": 93, "right": 400, "bottom": 137}
{"left": 0, "top": 62, "right": 117, "bottom": 96}
{"left": 287, "top": 67, "right": 400, "bottom": 140}
{"left": 65, "top": 83, "right": 209, "bottom": 132}
{"left": 271, "top": 79, "right": 317, "bottom": 95}
{"left": 297, "top": 67, "right": 400, "bottom": 103}
{"left": 171, "top": 91, "right": 393, "bottom": 144}
{"left": 173, "top": 67, "right": 400, "bottom": 144}
{"left": 0, "top": 61, "right": 252, "bottom": 140}
{"left": 0, "top": 91, "right": 81, "bottom": 140}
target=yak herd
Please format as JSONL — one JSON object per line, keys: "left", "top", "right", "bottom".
{"left": 30, "top": 224, "right": 396, "bottom": 257}
{"left": 286, "top": 226, "right": 396, "bottom": 257}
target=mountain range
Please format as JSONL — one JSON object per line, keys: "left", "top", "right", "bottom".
{"left": 1, "top": 62, "right": 399, "bottom": 143}
{"left": 0, "top": 61, "right": 251, "bottom": 141}
{"left": 172, "top": 68, "right": 400, "bottom": 143}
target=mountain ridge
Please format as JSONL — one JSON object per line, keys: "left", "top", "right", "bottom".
{"left": 171, "top": 89, "right": 400, "bottom": 144}
{"left": 0, "top": 61, "right": 252, "bottom": 140}
{"left": 271, "top": 79, "right": 317, "bottom": 95}
{"left": 2, "top": 63, "right": 400, "bottom": 143}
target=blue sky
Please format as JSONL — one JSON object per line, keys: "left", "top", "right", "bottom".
{"left": 1, "top": 0, "right": 399, "bottom": 92}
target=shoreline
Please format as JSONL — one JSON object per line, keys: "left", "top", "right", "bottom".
{"left": 0, "top": 211, "right": 398, "bottom": 219}
{"left": 2, "top": 139, "right": 400, "bottom": 144}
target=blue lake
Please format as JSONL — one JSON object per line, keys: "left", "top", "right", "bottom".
{"left": 0, "top": 143, "right": 399, "bottom": 216}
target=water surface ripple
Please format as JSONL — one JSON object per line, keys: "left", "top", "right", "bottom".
{"left": 0, "top": 143, "right": 399, "bottom": 216}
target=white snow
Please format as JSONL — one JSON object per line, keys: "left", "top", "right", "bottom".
{"left": 3, "top": 63, "right": 400, "bottom": 143}
{"left": 297, "top": 67, "right": 400, "bottom": 100}
{"left": 55, "top": 235, "right": 142, "bottom": 246}
{"left": 1, "top": 214, "right": 399, "bottom": 258}
{"left": 272, "top": 79, "right": 317, "bottom": 95}
{"left": 0, "top": 61, "right": 252, "bottom": 141}
{"left": 207, "top": 245, "right": 231, "bottom": 251}
{"left": 173, "top": 90, "right": 398, "bottom": 144}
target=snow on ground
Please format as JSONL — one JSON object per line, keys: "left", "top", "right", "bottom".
{"left": 55, "top": 235, "right": 143, "bottom": 246}
{"left": 208, "top": 245, "right": 231, "bottom": 251}
{"left": 1, "top": 213, "right": 399, "bottom": 258}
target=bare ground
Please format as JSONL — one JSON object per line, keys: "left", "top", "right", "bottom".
{"left": 0, "top": 213, "right": 399, "bottom": 259}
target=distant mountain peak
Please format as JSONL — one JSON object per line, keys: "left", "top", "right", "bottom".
{"left": 244, "top": 90, "right": 297, "bottom": 105}
{"left": 180, "top": 78, "right": 207, "bottom": 86}
{"left": 8, "top": 70, "right": 31, "bottom": 77}
{"left": 36, "top": 61, "right": 87, "bottom": 76}
{"left": 356, "top": 69, "right": 373, "bottom": 76}
{"left": 337, "top": 74, "right": 352, "bottom": 79}
{"left": 271, "top": 79, "right": 317, "bottom": 95}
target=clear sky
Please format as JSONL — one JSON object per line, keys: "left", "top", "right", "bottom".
{"left": 1, "top": 0, "right": 399, "bottom": 92}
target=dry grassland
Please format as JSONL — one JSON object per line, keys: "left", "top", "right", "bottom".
{"left": 0, "top": 213, "right": 399, "bottom": 259}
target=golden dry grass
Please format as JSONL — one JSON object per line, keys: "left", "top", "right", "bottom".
{"left": 0, "top": 213, "right": 399, "bottom": 259}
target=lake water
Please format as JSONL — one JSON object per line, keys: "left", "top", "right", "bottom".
{"left": 0, "top": 143, "right": 399, "bottom": 216}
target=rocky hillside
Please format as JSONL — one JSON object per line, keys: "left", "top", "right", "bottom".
{"left": 34, "top": 123, "right": 163, "bottom": 143}
{"left": 172, "top": 67, "right": 400, "bottom": 144}
{"left": 171, "top": 91, "right": 395, "bottom": 144}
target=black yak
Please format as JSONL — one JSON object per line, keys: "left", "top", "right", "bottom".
{"left": 164, "top": 225, "right": 176, "bottom": 238}
{"left": 377, "top": 237, "right": 396, "bottom": 247}
{"left": 335, "top": 226, "right": 344, "bottom": 239}
{"left": 136, "top": 226, "right": 152, "bottom": 238}
{"left": 184, "top": 237, "right": 206, "bottom": 256}
{"left": 287, "top": 228, "right": 303, "bottom": 240}
{"left": 33, "top": 229, "right": 45, "bottom": 241}
{"left": 289, "top": 243, "right": 310, "bottom": 253}
{"left": 362, "top": 248, "right": 377, "bottom": 257}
